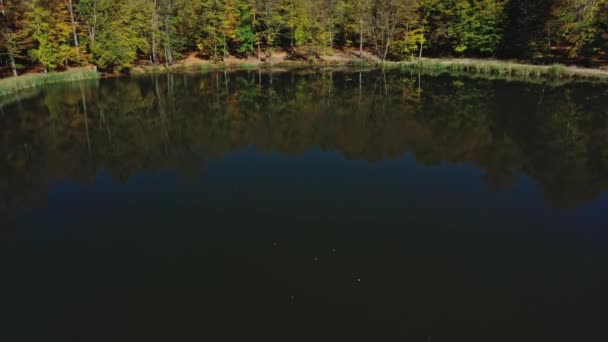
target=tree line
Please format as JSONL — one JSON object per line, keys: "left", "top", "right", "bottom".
{"left": 1, "top": 0, "right": 607, "bottom": 74}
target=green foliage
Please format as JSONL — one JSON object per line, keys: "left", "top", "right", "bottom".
{"left": 1, "top": 0, "right": 608, "bottom": 79}
{"left": 235, "top": 1, "right": 256, "bottom": 54}
{"left": 419, "top": 0, "right": 505, "bottom": 56}
{"left": 26, "top": 0, "right": 77, "bottom": 71}
{"left": 550, "top": 0, "right": 608, "bottom": 57}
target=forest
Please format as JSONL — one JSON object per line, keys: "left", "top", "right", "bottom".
{"left": 0, "top": 0, "right": 607, "bottom": 75}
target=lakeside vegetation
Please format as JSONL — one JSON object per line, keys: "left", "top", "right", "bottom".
{"left": 0, "top": 68, "right": 100, "bottom": 96}
{"left": 2, "top": 57, "right": 608, "bottom": 96}
{"left": 1, "top": 0, "right": 607, "bottom": 77}
{"left": 399, "top": 59, "right": 608, "bottom": 82}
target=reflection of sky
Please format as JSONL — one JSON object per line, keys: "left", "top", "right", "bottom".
{"left": 17, "top": 146, "right": 608, "bottom": 240}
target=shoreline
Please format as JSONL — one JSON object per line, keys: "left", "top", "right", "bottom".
{"left": 2, "top": 55, "right": 608, "bottom": 97}
{"left": 0, "top": 68, "right": 101, "bottom": 97}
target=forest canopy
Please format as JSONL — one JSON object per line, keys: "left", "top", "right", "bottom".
{"left": 1, "top": 0, "right": 607, "bottom": 74}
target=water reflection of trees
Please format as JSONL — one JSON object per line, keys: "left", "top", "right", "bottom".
{"left": 1, "top": 70, "right": 608, "bottom": 219}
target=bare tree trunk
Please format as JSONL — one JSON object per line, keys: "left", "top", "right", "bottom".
{"left": 10, "top": 55, "right": 17, "bottom": 76}
{"left": 91, "top": 0, "right": 97, "bottom": 42}
{"left": 223, "top": 33, "right": 227, "bottom": 61}
{"left": 359, "top": 19, "right": 364, "bottom": 57}
{"left": 151, "top": 0, "right": 158, "bottom": 64}
{"left": 258, "top": 42, "right": 261, "bottom": 62}
{"left": 382, "top": 36, "right": 391, "bottom": 62}
{"left": 164, "top": 45, "right": 170, "bottom": 67}
{"left": 291, "top": 0, "right": 295, "bottom": 47}
{"left": 252, "top": 8, "right": 261, "bottom": 62}
{"left": 67, "top": 0, "right": 79, "bottom": 48}
{"left": 164, "top": 1, "right": 173, "bottom": 65}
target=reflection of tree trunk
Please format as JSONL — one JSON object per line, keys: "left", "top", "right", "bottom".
{"left": 154, "top": 75, "right": 170, "bottom": 153}
{"left": 80, "top": 83, "right": 91, "bottom": 154}
{"left": 358, "top": 71, "right": 362, "bottom": 105}
{"left": 269, "top": 67, "right": 273, "bottom": 85}
{"left": 15, "top": 90, "right": 24, "bottom": 116}
{"left": 369, "top": 74, "right": 382, "bottom": 111}
{"left": 168, "top": 73, "right": 175, "bottom": 115}
{"left": 99, "top": 106, "right": 112, "bottom": 144}
{"left": 538, "top": 87, "right": 545, "bottom": 106}
{"left": 328, "top": 72, "right": 333, "bottom": 105}
{"left": 224, "top": 70, "right": 230, "bottom": 98}
{"left": 258, "top": 68, "right": 262, "bottom": 86}
{"left": 382, "top": 69, "right": 388, "bottom": 96}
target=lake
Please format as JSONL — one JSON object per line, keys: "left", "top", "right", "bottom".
{"left": 1, "top": 69, "right": 607, "bottom": 341}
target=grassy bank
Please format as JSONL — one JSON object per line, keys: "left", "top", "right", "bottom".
{"left": 2, "top": 58, "right": 608, "bottom": 98}
{"left": 0, "top": 69, "right": 101, "bottom": 97}
{"left": 131, "top": 57, "right": 608, "bottom": 83}
{"left": 394, "top": 59, "right": 608, "bottom": 83}
{"left": 129, "top": 59, "right": 375, "bottom": 75}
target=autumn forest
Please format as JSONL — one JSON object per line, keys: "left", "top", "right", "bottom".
{"left": 0, "top": 0, "right": 607, "bottom": 75}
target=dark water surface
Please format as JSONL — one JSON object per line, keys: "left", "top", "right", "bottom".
{"left": 1, "top": 70, "right": 608, "bottom": 341}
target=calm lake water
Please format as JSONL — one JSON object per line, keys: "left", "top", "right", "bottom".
{"left": 1, "top": 69, "right": 607, "bottom": 341}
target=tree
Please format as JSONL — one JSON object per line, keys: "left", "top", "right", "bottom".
{"left": 26, "top": 0, "right": 78, "bottom": 72}
{"left": 252, "top": 0, "right": 286, "bottom": 59}
{"left": 499, "top": 0, "right": 552, "bottom": 58}
{"left": 235, "top": 0, "right": 257, "bottom": 55}
{"left": 0, "top": 0, "right": 32, "bottom": 76}
{"left": 88, "top": 0, "right": 151, "bottom": 72}
{"left": 549, "top": 0, "right": 608, "bottom": 58}
{"left": 218, "top": 0, "right": 239, "bottom": 59}
{"left": 450, "top": 0, "right": 506, "bottom": 55}
{"left": 419, "top": 0, "right": 505, "bottom": 57}
{"left": 3, "top": 0, "right": 608, "bottom": 77}
{"left": 369, "top": 0, "right": 421, "bottom": 61}
{"left": 352, "top": 0, "right": 371, "bottom": 57}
